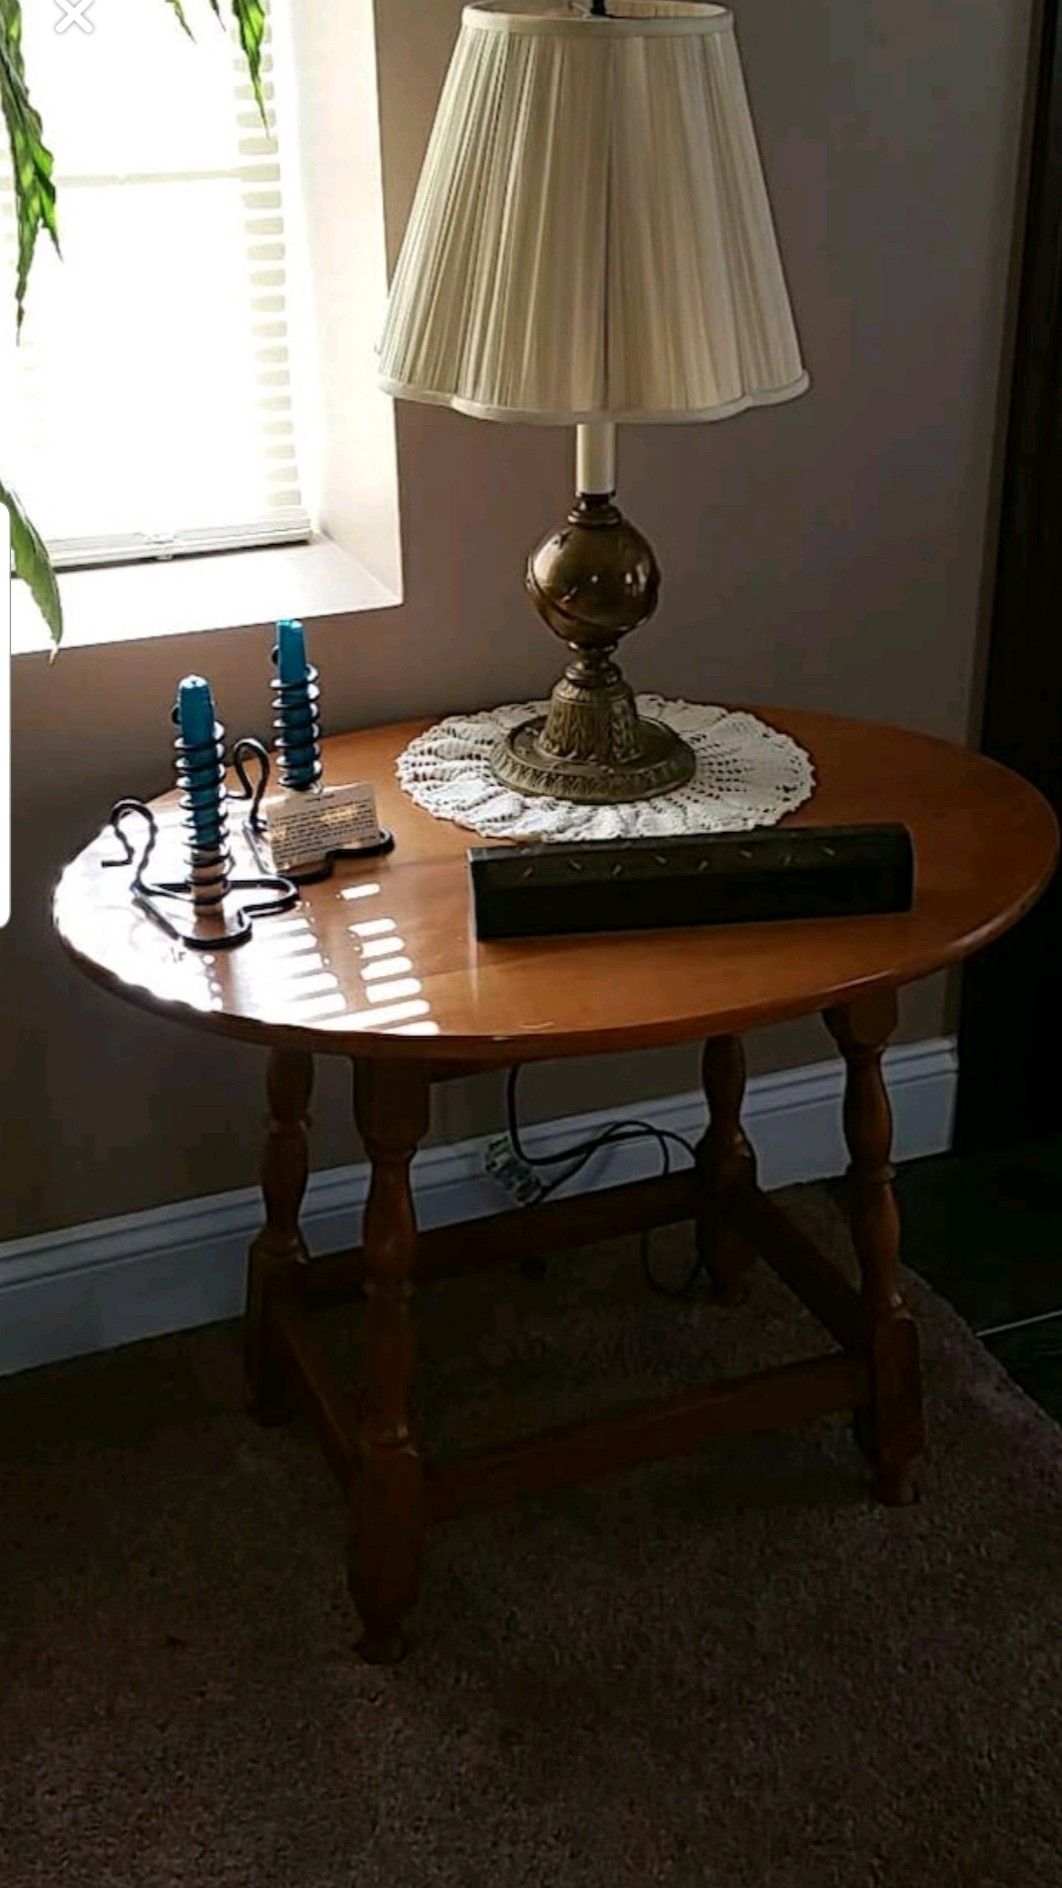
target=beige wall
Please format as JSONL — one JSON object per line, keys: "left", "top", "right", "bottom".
{"left": 0, "top": 0, "right": 1035, "bottom": 1241}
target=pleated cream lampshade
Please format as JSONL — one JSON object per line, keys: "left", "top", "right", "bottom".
{"left": 379, "top": 0, "right": 808, "bottom": 424}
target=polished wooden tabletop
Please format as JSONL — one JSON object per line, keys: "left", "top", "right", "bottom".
{"left": 54, "top": 708, "right": 1059, "bottom": 1064}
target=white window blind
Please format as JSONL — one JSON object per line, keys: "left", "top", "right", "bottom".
{"left": 0, "top": 0, "right": 312, "bottom": 569}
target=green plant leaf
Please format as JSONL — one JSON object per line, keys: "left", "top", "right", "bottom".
{"left": 1, "top": 477, "right": 62, "bottom": 647}
{"left": 200, "top": 1, "right": 268, "bottom": 125}
{"left": 232, "top": 0, "right": 268, "bottom": 125}
{"left": 0, "top": 0, "right": 59, "bottom": 332}
{"left": 163, "top": 0, "right": 194, "bottom": 38}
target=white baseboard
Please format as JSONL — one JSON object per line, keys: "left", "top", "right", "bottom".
{"left": 0, "top": 1036, "right": 957, "bottom": 1379}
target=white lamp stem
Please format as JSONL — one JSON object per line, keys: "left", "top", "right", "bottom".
{"left": 576, "top": 421, "right": 616, "bottom": 496}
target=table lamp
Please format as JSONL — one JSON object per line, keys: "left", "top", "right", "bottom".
{"left": 379, "top": 0, "right": 808, "bottom": 804}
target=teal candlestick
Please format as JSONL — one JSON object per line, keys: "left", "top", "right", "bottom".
{"left": 272, "top": 619, "right": 318, "bottom": 792}
{"left": 276, "top": 618, "right": 309, "bottom": 685}
{"left": 177, "top": 674, "right": 214, "bottom": 748}
{"left": 176, "top": 675, "right": 222, "bottom": 849}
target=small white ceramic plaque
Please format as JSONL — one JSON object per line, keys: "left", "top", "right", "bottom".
{"left": 265, "top": 781, "right": 383, "bottom": 873}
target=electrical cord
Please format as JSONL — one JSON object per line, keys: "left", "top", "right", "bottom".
{"left": 504, "top": 1066, "right": 705, "bottom": 1297}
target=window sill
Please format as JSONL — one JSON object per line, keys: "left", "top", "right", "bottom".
{"left": 11, "top": 535, "right": 401, "bottom": 657}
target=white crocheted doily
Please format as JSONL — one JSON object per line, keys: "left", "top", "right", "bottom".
{"left": 396, "top": 696, "right": 815, "bottom": 841}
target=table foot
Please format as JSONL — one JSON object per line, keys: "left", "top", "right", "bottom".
{"left": 872, "top": 1463, "right": 920, "bottom": 1507}
{"left": 356, "top": 1629, "right": 408, "bottom": 1666}
{"left": 347, "top": 1535, "right": 412, "bottom": 1662}
{"left": 853, "top": 1405, "right": 919, "bottom": 1503}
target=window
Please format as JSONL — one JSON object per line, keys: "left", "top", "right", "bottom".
{"left": 0, "top": 0, "right": 313, "bottom": 569}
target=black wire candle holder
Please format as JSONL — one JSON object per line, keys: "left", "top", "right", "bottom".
{"left": 104, "top": 713, "right": 297, "bottom": 949}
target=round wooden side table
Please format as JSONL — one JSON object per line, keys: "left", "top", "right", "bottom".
{"left": 54, "top": 708, "right": 1059, "bottom": 1661}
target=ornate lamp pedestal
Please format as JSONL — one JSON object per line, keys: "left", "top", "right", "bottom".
{"left": 490, "top": 425, "right": 696, "bottom": 806}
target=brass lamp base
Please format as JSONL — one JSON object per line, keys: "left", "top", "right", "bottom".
{"left": 488, "top": 487, "right": 695, "bottom": 806}
{"left": 492, "top": 683, "right": 695, "bottom": 805}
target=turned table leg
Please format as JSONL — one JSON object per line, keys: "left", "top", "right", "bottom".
{"left": 246, "top": 1049, "right": 314, "bottom": 1423}
{"left": 824, "top": 994, "right": 924, "bottom": 1505}
{"left": 349, "top": 1057, "right": 430, "bottom": 1664}
{"left": 695, "top": 1036, "right": 758, "bottom": 1303}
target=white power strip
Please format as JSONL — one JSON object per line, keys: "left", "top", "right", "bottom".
{"left": 483, "top": 1134, "right": 548, "bottom": 1205}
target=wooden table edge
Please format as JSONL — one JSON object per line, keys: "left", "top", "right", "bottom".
{"left": 53, "top": 836, "right": 1059, "bottom": 1064}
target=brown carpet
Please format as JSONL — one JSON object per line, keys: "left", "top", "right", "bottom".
{"left": 1, "top": 1188, "right": 1060, "bottom": 1888}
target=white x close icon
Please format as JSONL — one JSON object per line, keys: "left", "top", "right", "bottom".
{"left": 54, "top": 0, "right": 95, "bottom": 34}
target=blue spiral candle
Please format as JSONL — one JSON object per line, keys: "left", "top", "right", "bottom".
{"left": 176, "top": 675, "right": 223, "bottom": 850}
{"left": 272, "top": 618, "right": 320, "bottom": 792}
